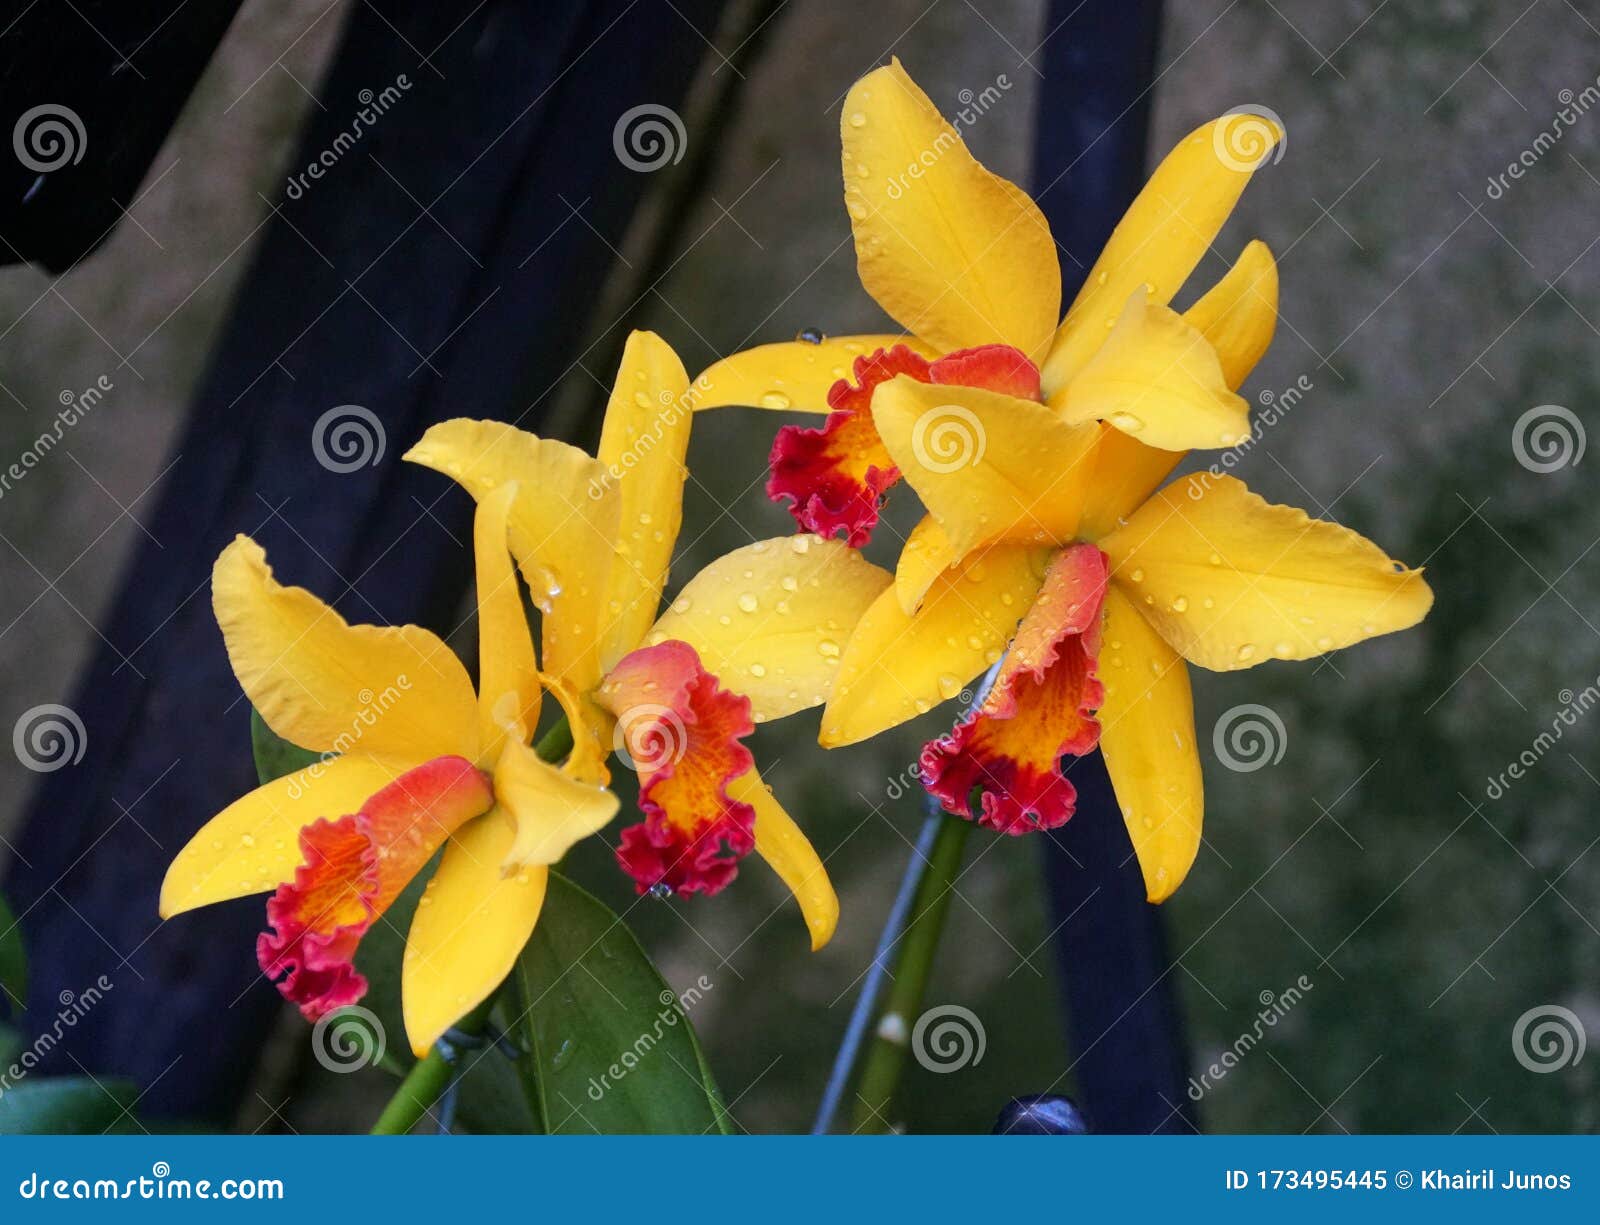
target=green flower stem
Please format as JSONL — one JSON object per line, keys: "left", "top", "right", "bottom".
{"left": 368, "top": 715, "right": 573, "bottom": 1135}
{"left": 370, "top": 995, "right": 497, "bottom": 1135}
{"left": 850, "top": 809, "right": 972, "bottom": 1133}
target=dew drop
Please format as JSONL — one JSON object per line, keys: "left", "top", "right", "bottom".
{"left": 737, "top": 592, "right": 759, "bottom": 613}
{"left": 1236, "top": 644, "right": 1256, "bottom": 662}
{"left": 749, "top": 663, "right": 767, "bottom": 678}
{"left": 818, "top": 639, "right": 841, "bottom": 658}
{"left": 760, "top": 391, "right": 791, "bottom": 410}
{"left": 847, "top": 111, "right": 867, "bottom": 128}
{"left": 937, "top": 674, "right": 961, "bottom": 699}
{"left": 797, "top": 327, "right": 824, "bottom": 344}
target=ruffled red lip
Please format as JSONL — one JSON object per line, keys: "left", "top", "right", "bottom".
{"left": 920, "top": 544, "right": 1107, "bottom": 834}
{"left": 767, "top": 343, "right": 1042, "bottom": 547}
{"left": 598, "top": 640, "right": 759, "bottom": 897}
{"left": 257, "top": 756, "right": 492, "bottom": 1020}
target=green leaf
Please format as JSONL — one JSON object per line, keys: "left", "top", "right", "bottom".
{"left": 0, "top": 892, "right": 25, "bottom": 1013}
{"left": 511, "top": 873, "right": 728, "bottom": 1134}
{"left": 250, "top": 707, "right": 322, "bottom": 785}
{"left": 0, "top": 1077, "right": 140, "bottom": 1134}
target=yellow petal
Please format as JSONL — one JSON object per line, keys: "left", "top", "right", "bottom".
{"left": 821, "top": 542, "right": 1047, "bottom": 746}
{"left": 842, "top": 60, "right": 1060, "bottom": 363}
{"left": 1098, "top": 587, "right": 1203, "bottom": 902}
{"left": 213, "top": 537, "right": 478, "bottom": 762}
{"left": 598, "top": 332, "right": 691, "bottom": 670}
{"left": 1100, "top": 474, "right": 1434, "bottom": 671}
{"left": 473, "top": 483, "right": 541, "bottom": 763}
{"left": 1074, "top": 243, "right": 1279, "bottom": 540}
{"left": 1042, "top": 112, "right": 1282, "bottom": 390}
{"left": 646, "top": 535, "right": 892, "bottom": 722}
{"left": 492, "top": 735, "right": 619, "bottom": 871}
{"left": 1059, "top": 291, "right": 1250, "bottom": 452}
{"left": 539, "top": 668, "right": 612, "bottom": 786}
{"left": 893, "top": 515, "right": 959, "bottom": 615}
{"left": 1184, "top": 239, "right": 1278, "bottom": 390}
{"left": 159, "top": 755, "right": 406, "bottom": 917}
{"left": 731, "top": 767, "right": 838, "bottom": 950}
{"left": 1076, "top": 426, "right": 1184, "bottom": 543}
{"left": 405, "top": 420, "right": 620, "bottom": 693}
{"left": 872, "top": 377, "right": 1098, "bottom": 558}
{"left": 402, "top": 809, "right": 548, "bottom": 1056}
{"left": 690, "top": 335, "right": 934, "bottom": 414}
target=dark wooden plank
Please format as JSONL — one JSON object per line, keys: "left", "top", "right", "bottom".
{"left": 0, "top": 0, "right": 247, "bottom": 271}
{"left": 1029, "top": 0, "right": 1196, "bottom": 1135}
{"left": 3, "top": 0, "right": 726, "bottom": 1123}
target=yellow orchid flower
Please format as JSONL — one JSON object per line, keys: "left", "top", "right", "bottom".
{"left": 404, "top": 331, "right": 892, "bottom": 949}
{"left": 160, "top": 481, "right": 619, "bottom": 1055}
{"left": 690, "top": 61, "right": 1433, "bottom": 902}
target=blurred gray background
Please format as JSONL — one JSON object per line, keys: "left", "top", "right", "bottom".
{"left": 3, "top": 0, "right": 1598, "bottom": 1132}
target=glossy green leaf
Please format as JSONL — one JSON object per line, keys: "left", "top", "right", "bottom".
{"left": 0, "top": 892, "right": 25, "bottom": 1014}
{"left": 250, "top": 707, "right": 321, "bottom": 785}
{"left": 0, "top": 1077, "right": 139, "bottom": 1134}
{"left": 511, "top": 873, "right": 728, "bottom": 1134}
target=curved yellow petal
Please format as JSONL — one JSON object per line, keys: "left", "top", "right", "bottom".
{"left": 402, "top": 809, "right": 548, "bottom": 1056}
{"left": 1042, "top": 112, "right": 1282, "bottom": 391}
{"left": 159, "top": 754, "right": 407, "bottom": 917}
{"left": 405, "top": 419, "right": 620, "bottom": 693}
{"left": 872, "top": 377, "right": 1098, "bottom": 558}
{"left": 473, "top": 483, "right": 541, "bottom": 763}
{"left": 646, "top": 535, "right": 892, "bottom": 722}
{"left": 1101, "top": 474, "right": 1434, "bottom": 671}
{"left": 1098, "top": 587, "right": 1203, "bottom": 902}
{"left": 731, "top": 767, "right": 838, "bottom": 950}
{"left": 821, "top": 542, "right": 1047, "bottom": 747}
{"left": 598, "top": 332, "right": 691, "bottom": 671}
{"left": 842, "top": 60, "right": 1060, "bottom": 363}
{"left": 539, "top": 668, "right": 612, "bottom": 786}
{"left": 493, "top": 735, "right": 619, "bottom": 872}
{"left": 1059, "top": 291, "right": 1250, "bottom": 452}
{"left": 213, "top": 537, "right": 478, "bottom": 762}
{"left": 1184, "top": 239, "right": 1278, "bottom": 390}
{"left": 1075, "top": 243, "right": 1279, "bottom": 540}
{"left": 893, "top": 515, "right": 959, "bottom": 615}
{"left": 690, "top": 335, "right": 934, "bottom": 414}
{"left": 1076, "top": 426, "right": 1184, "bottom": 543}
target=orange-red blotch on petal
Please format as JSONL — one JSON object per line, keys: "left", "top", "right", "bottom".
{"left": 768, "top": 343, "right": 1042, "bottom": 546}
{"left": 921, "top": 544, "right": 1107, "bottom": 835}
{"left": 598, "top": 640, "right": 759, "bottom": 896}
{"left": 257, "top": 755, "right": 492, "bottom": 1019}
{"left": 767, "top": 344, "right": 930, "bottom": 545}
